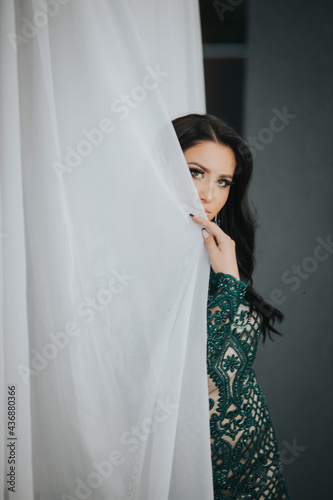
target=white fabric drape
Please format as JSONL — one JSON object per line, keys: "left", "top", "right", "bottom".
{"left": 0, "top": 1, "right": 213, "bottom": 499}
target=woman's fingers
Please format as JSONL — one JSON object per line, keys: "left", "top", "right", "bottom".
{"left": 190, "top": 214, "right": 226, "bottom": 245}
{"left": 190, "top": 214, "right": 240, "bottom": 280}
{"left": 202, "top": 228, "right": 220, "bottom": 255}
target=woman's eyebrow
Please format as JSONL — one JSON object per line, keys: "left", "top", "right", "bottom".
{"left": 187, "top": 161, "right": 234, "bottom": 180}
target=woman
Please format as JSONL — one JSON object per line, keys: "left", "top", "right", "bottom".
{"left": 172, "top": 114, "right": 291, "bottom": 499}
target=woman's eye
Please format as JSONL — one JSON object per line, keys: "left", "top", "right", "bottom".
{"left": 218, "top": 179, "right": 231, "bottom": 187}
{"left": 189, "top": 168, "right": 233, "bottom": 187}
{"left": 189, "top": 168, "right": 204, "bottom": 178}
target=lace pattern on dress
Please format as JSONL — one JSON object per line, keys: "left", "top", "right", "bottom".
{"left": 207, "top": 270, "right": 291, "bottom": 499}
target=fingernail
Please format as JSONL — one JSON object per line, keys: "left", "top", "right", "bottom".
{"left": 202, "top": 228, "right": 209, "bottom": 239}
{"left": 189, "top": 213, "right": 194, "bottom": 217}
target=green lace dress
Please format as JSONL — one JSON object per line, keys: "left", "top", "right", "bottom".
{"left": 207, "top": 268, "right": 291, "bottom": 499}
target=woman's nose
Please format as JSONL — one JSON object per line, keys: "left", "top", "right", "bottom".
{"left": 199, "top": 180, "right": 214, "bottom": 202}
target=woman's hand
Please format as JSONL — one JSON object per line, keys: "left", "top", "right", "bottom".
{"left": 190, "top": 214, "right": 240, "bottom": 281}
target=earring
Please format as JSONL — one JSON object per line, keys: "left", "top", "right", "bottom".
{"left": 214, "top": 212, "right": 222, "bottom": 225}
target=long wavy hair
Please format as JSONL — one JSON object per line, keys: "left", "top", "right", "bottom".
{"left": 172, "top": 113, "right": 284, "bottom": 342}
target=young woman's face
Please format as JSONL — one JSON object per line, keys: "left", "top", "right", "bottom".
{"left": 184, "top": 141, "right": 236, "bottom": 221}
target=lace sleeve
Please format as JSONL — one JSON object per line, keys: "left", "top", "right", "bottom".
{"left": 207, "top": 270, "right": 248, "bottom": 326}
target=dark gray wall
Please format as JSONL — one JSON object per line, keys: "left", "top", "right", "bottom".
{"left": 245, "top": 1, "right": 333, "bottom": 498}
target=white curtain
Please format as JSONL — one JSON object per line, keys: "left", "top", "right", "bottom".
{"left": 0, "top": 1, "right": 213, "bottom": 499}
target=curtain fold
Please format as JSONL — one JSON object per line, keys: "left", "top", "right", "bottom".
{"left": 0, "top": 1, "right": 213, "bottom": 498}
